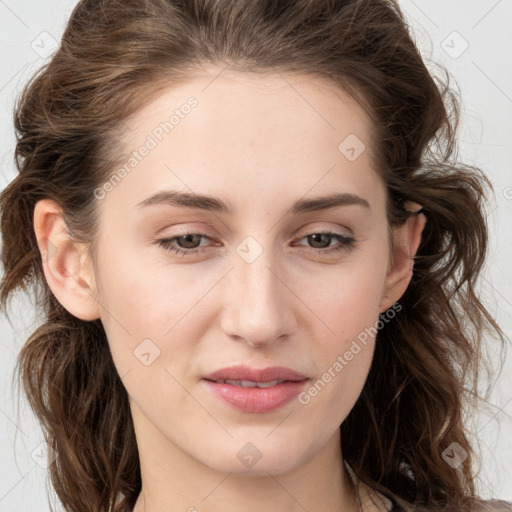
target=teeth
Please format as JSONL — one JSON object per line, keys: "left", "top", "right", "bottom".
{"left": 221, "top": 379, "right": 283, "bottom": 388}
{"left": 254, "top": 380, "right": 281, "bottom": 388}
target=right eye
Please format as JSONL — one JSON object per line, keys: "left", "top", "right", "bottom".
{"left": 157, "top": 232, "right": 213, "bottom": 257}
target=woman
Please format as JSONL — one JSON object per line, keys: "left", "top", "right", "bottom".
{"left": 1, "top": 0, "right": 510, "bottom": 511}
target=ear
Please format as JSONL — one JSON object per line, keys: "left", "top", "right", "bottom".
{"left": 33, "top": 199, "right": 101, "bottom": 321}
{"left": 379, "top": 201, "right": 427, "bottom": 313}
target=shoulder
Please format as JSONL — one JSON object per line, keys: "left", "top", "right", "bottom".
{"left": 476, "top": 499, "right": 512, "bottom": 512}
{"left": 386, "top": 497, "right": 512, "bottom": 512}
{"left": 389, "top": 500, "right": 512, "bottom": 512}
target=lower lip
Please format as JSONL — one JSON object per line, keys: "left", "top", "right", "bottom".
{"left": 202, "top": 379, "right": 309, "bottom": 413}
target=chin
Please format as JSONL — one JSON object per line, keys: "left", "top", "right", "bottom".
{"left": 198, "top": 443, "right": 305, "bottom": 477}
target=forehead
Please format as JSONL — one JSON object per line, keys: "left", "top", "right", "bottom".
{"left": 121, "top": 68, "right": 373, "bottom": 152}
{"left": 100, "top": 69, "right": 385, "bottom": 215}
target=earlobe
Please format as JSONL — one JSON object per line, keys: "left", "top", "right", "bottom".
{"left": 379, "top": 201, "right": 427, "bottom": 313}
{"left": 33, "top": 199, "right": 101, "bottom": 321}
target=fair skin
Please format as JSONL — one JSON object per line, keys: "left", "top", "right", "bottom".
{"left": 33, "top": 68, "right": 426, "bottom": 512}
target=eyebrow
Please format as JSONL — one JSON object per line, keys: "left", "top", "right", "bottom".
{"left": 136, "top": 190, "right": 371, "bottom": 215}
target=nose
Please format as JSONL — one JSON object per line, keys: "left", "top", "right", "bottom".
{"left": 219, "top": 248, "right": 297, "bottom": 349}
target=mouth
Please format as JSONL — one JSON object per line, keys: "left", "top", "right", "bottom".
{"left": 202, "top": 379, "right": 309, "bottom": 413}
{"left": 202, "top": 364, "right": 308, "bottom": 383}
{"left": 205, "top": 378, "right": 291, "bottom": 388}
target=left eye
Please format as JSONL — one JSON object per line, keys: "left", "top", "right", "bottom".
{"left": 156, "top": 231, "right": 355, "bottom": 257}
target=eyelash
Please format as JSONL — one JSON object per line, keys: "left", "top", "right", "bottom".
{"left": 156, "top": 230, "right": 355, "bottom": 257}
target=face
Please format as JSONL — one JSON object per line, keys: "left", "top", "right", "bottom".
{"left": 86, "top": 69, "right": 401, "bottom": 476}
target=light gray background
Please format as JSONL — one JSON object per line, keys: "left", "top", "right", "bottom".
{"left": 1, "top": 1, "right": 511, "bottom": 511}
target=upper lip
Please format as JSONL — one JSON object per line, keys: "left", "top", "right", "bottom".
{"left": 203, "top": 365, "right": 308, "bottom": 383}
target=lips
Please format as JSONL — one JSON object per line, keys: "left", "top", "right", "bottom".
{"left": 202, "top": 365, "right": 309, "bottom": 413}
{"left": 203, "top": 365, "right": 308, "bottom": 383}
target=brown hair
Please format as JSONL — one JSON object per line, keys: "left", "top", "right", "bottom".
{"left": 0, "top": 1, "right": 508, "bottom": 511}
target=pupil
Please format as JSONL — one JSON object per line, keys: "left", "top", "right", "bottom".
{"left": 179, "top": 234, "right": 200, "bottom": 248}
{"left": 309, "top": 233, "right": 329, "bottom": 248}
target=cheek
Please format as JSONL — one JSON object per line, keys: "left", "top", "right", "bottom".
{"left": 297, "top": 275, "right": 382, "bottom": 428}
{"left": 294, "top": 253, "right": 386, "bottom": 405}
{"left": 297, "top": 253, "right": 387, "bottom": 340}
{"left": 97, "top": 242, "right": 185, "bottom": 329}
{"left": 93, "top": 248, "right": 171, "bottom": 367}
{"left": 95, "top": 249, "right": 217, "bottom": 381}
